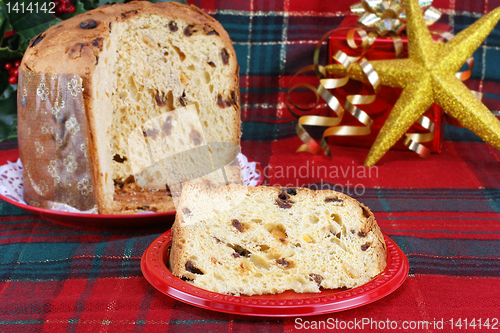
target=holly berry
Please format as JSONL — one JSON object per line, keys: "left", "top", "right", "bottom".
{"left": 53, "top": 0, "right": 75, "bottom": 16}
{"left": 4, "top": 30, "right": 15, "bottom": 39}
{"left": 5, "top": 60, "right": 21, "bottom": 85}
{"left": 56, "top": 6, "right": 64, "bottom": 15}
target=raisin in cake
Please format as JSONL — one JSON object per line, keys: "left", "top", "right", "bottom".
{"left": 18, "top": 1, "right": 240, "bottom": 214}
{"left": 170, "top": 184, "right": 387, "bottom": 296}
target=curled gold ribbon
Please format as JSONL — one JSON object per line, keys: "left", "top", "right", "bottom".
{"left": 287, "top": 24, "right": 444, "bottom": 158}
{"left": 288, "top": 27, "right": 385, "bottom": 156}
{"left": 403, "top": 115, "right": 436, "bottom": 157}
{"left": 388, "top": 33, "right": 404, "bottom": 58}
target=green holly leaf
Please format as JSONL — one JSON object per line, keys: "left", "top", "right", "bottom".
{"left": 0, "top": 4, "right": 25, "bottom": 59}
{"left": 59, "top": 1, "right": 87, "bottom": 20}
{"left": 73, "top": 1, "right": 88, "bottom": 15}
{"left": 149, "top": 0, "right": 187, "bottom": 3}
{"left": 0, "top": 81, "right": 18, "bottom": 142}
{"left": 0, "top": 45, "right": 24, "bottom": 59}
{"left": 0, "top": 13, "right": 27, "bottom": 60}
{"left": 0, "top": 68, "right": 9, "bottom": 93}
{"left": 1, "top": 0, "right": 62, "bottom": 41}
{"left": 96, "top": 0, "right": 124, "bottom": 7}
{"left": 0, "top": 5, "right": 12, "bottom": 45}
{"left": 80, "top": 0, "right": 99, "bottom": 10}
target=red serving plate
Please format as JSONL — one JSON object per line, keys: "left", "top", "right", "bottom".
{"left": 0, "top": 149, "right": 263, "bottom": 229}
{"left": 141, "top": 230, "right": 409, "bottom": 317}
{"left": 0, "top": 193, "right": 176, "bottom": 229}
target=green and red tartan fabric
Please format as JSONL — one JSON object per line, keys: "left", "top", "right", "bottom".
{"left": 1, "top": 0, "right": 500, "bottom": 331}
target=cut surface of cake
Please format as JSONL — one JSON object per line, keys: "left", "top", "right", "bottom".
{"left": 19, "top": 1, "right": 240, "bottom": 214}
{"left": 170, "top": 184, "right": 387, "bottom": 296}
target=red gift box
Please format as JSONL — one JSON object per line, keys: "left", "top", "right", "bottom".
{"left": 325, "top": 16, "right": 453, "bottom": 153}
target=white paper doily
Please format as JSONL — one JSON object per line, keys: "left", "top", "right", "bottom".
{"left": 0, "top": 153, "right": 261, "bottom": 213}
{"left": 0, "top": 158, "right": 23, "bottom": 203}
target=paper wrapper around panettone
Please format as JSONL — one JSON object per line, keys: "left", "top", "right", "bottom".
{"left": 17, "top": 71, "right": 98, "bottom": 212}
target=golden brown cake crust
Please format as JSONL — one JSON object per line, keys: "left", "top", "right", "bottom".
{"left": 22, "top": 1, "right": 237, "bottom": 78}
{"left": 20, "top": 1, "right": 240, "bottom": 214}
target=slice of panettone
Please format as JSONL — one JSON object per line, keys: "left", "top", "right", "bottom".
{"left": 170, "top": 184, "right": 387, "bottom": 296}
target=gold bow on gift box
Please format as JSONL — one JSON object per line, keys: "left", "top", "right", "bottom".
{"left": 350, "top": 0, "right": 441, "bottom": 35}
{"left": 288, "top": 0, "right": 500, "bottom": 166}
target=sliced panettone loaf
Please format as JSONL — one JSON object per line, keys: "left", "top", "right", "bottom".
{"left": 170, "top": 184, "right": 387, "bottom": 296}
{"left": 19, "top": 1, "right": 240, "bottom": 214}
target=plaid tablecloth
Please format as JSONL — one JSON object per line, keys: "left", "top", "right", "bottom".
{"left": 1, "top": 0, "right": 500, "bottom": 331}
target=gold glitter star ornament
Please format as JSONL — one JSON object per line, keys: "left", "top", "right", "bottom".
{"left": 329, "top": 0, "right": 500, "bottom": 166}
